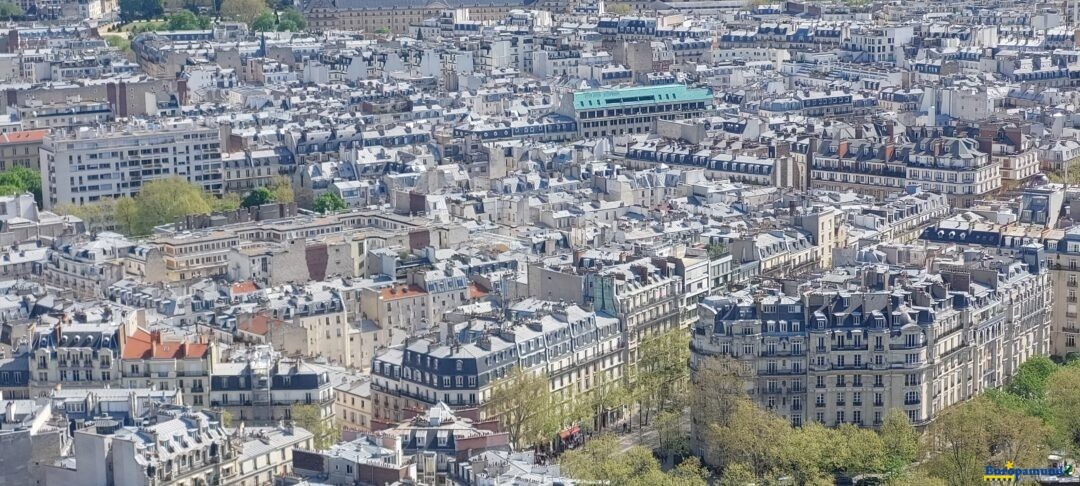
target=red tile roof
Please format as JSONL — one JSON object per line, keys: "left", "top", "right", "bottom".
{"left": 121, "top": 329, "right": 209, "bottom": 360}
{"left": 231, "top": 281, "right": 258, "bottom": 295}
{"left": 468, "top": 283, "right": 488, "bottom": 300}
{"left": 239, "top": 314, "right": 270, "bottom": 335}
{"left": 380, "top": 284, "right": 426, "bottom": 301}
{"left": 0, "top": 130, "right": 48, "bottom": 145}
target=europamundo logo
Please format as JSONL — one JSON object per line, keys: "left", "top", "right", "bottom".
{"left": 983, "top": 461, "right": 1075, "bottom": 482}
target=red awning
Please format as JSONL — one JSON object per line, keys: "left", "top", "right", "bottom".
{"left": 559, "top": 426, "right": 580, "bottom": 440}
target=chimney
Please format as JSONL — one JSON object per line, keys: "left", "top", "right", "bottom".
{"left": 838, "top": 140, "right": 850, "bottom": 159}
{"left": 5, "top": 401, "right": 14, "bottom": 424}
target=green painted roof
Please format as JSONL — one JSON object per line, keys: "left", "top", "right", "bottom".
{"left": 572, "top": 84, "right": 712, "bottom": 110}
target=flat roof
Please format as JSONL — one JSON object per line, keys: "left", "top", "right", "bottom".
{"left": 572, "top": 84, "right": 711, "bottom": 110}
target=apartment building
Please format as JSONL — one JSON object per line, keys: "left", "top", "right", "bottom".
{"left": 120, "top": 328, "right": 212, "bottom": 408}
{"left": 42, "top": 232, "right": 133, "bottom": 300}
{"left": 303, "top": 0, "right": 530, "bottom": 33}
{"left": 221, "top": 148, "right": 292, "bottom": 193}
{"left": 264, "top": 287, "right": 352, "bottom": 367}
{"left": 145, "top": 231, "right": 240, "bottom": 283}
{"left": 209, "top": 346, "right": 335, "bottom": 425}
{"left": 559, "top": 84, "right": 712, "bottom": 139}
{"left": 370, "top": 303, "right": 623, "bottom": 425}
{"left": 809, "top": 138, "right": 907, "bottom": 198}
{"left": 1043, "top": 227, "right": 1080, "bottom": 356}
{"left": 690, "top": 247, "right": 1050, "bottom": 446}
{"left": 40, "top": 121, "right": 223, "bottom": 208}
{"left": 30, "top": 321, "right": 123, "bottom": 395}
{"left": 905, "top": 136, "right": 1000, "bottom": 208}
{"left": 0, "top": 129, "right": 47, "bottom": 171}
{"left": 334, "top": 377, "right": 373, "bottom": 432}
{"left": 44, "top": 409, "right": 313, "bottom": 486}
{"left": 586, "top": 257, "right": 690, "bottom": 367}
{"left": 15, "top": 99, "right": 112, "bottom": 129}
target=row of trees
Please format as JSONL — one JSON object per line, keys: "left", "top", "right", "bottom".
{"left": 483, "top": 328, "right": 692, "bottom": 452}
{"left": 690, "top": 356, "right": 922, "bottom": 485}
{"left": 559, "top": 435, "right": 710, "bottom": 486}
{"left": 689, "top": 354, "right": 1080, "bottom": 486}
{"left": 119, "top": 0, "right": 305, "bottom": 32}
{"left": 923, "top": 355, "right": 1080, "bottom": 485}
{"left": 54, "top": 176, "right": 294, "bottom": 236}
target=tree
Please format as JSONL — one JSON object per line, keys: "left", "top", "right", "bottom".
{"left": 211, "top": 192, "right": 241, "bottom": 212}
{"left": 242, "top": 187, "right": 275, "bottom": 208}
{"left": 1046, "top": 366, "right": 1080, "bottom": 450}
{"left": 689, "top": 355, "right": 753, "bottom": 467}
{"left": 706, "top": 398, "right": 790, "bottom": 480}
{"left": 220, "top": 409, "right": 233, "bottom": 427}
{"left": 719, "top": 463, "right": 756, "bottom": 486}
{"left": 219, "top": 0, "right": 269, "bottom": 25}
{"left": 251, "top": 11, "right": 276, "bottom": 32}
{"left": 560, "top": 435, "right": 706, "bottom": 486}
{"left": 1007, "top": 355, "right": 1059, "bottom": 400}
{"left": 268, "top": 175, "right": 294, "bottom": 203}
{"left": 632, "top": 329, "right": 690, "bottom": 427}
{"left": 119, "top": 0, "right": 163, "bottom": 22}
{"left": 291, "top": 403, "right": 339, "bottom": 449}
{"left": 165, "top": 10, "right": 210, "bottom": 30}
{"left": 835, "top": 424, "right": 886, "bottom": 476}
{"left": 0, "top": 167, "right": 41, "bottom": 203}
{"left": 54, "top": 199, "right": 123, "bottom": 235}
{"left": 0, "top": 1, "right": 22, "bottom": 19}
{"left": 706, "top": 243, "right": 726, "bottom": 259}
{"left": 925, "top": 399, "right": 993, "bottom": 486}
{"left": 105, "top": 35, "right": 132, "bottom": 54}
{"left": 313, "top": 192, "right": 347, "bottom": 214}
{"left": 655, "top": 410, "right": 688, "bottom": 464}
{"left": 278, "top": 7, "right": 306, "bottom": 31}
{"left": 124, "top": 178, "right": 212, "bottom": 235}
{"left": 373, "top": 27, "right": 390, "bottom": 35}
{"left": 606, "top": 3, "right": 632, "bottom": 15}
{"left": 483, "top": 367, "right": 559, "bottom": 449}
{"left": 881, "top": 409, "right": 920, "bottom": 474}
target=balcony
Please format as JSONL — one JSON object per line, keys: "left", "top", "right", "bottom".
{"left": 874, "top": 401, "right": 884, "bottom": 407}
{"left": 836, "top": 401, "right": 846, "bottom": 406}
{"left": 1064, "top": 326, "right": 1080, "bottom": 334}
{"left": 853, "top": 401, "right": 862, "bottom": 406}
{"left": 905, "top": 399, "right": 921, "bottom": 405}
{"left": 815, "top": 402, "right": 826, "bottom": 408}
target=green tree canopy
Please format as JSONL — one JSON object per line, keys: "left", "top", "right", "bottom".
{"left": 119, "top": 0, "right": 163, "bottom": 22}
{"left": 268, "top": 175, "right": 294, "bottom": 203}
{"left": 313, "top": 192, "right": 347, "bottom": 214}
{"left": 560, "top": 435, "right": 707, "bottom": 486}
{"left": 278, "top": 8, "right": 306, "bottom": 31}
{"left": 251, "top": 11, "right": 276, "bottom": 32}
{"left": 291, "top": 403, "right": 339, "bottom": 449}
{"left": 165, "top": 10, "right": 211, "bottom": 30}
{"left": 1007, "top": 355, "right": 1059, "bottom": 400}
{"left": 0, "top": 1, "right": 23, "bottom": 19}
{"left": 118, "top": 178, "right": 212, "bottom": 235}
{"left": 0, "top": 167, "right": 41, "bottom": 203}
{"left": 220, "top": 0, "right": 269, "bottom": 26}
{"left": 483, "top": 367, "right": 561, "bottom": 449}
{"left": 1046, "top": 366, "right": 1080, "bottom": 450}
{"left": 881, "top": 408, "right": 920, "bottom": 474}
{"left": 242, "top": 186, "right": 275, "bottom": 208}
